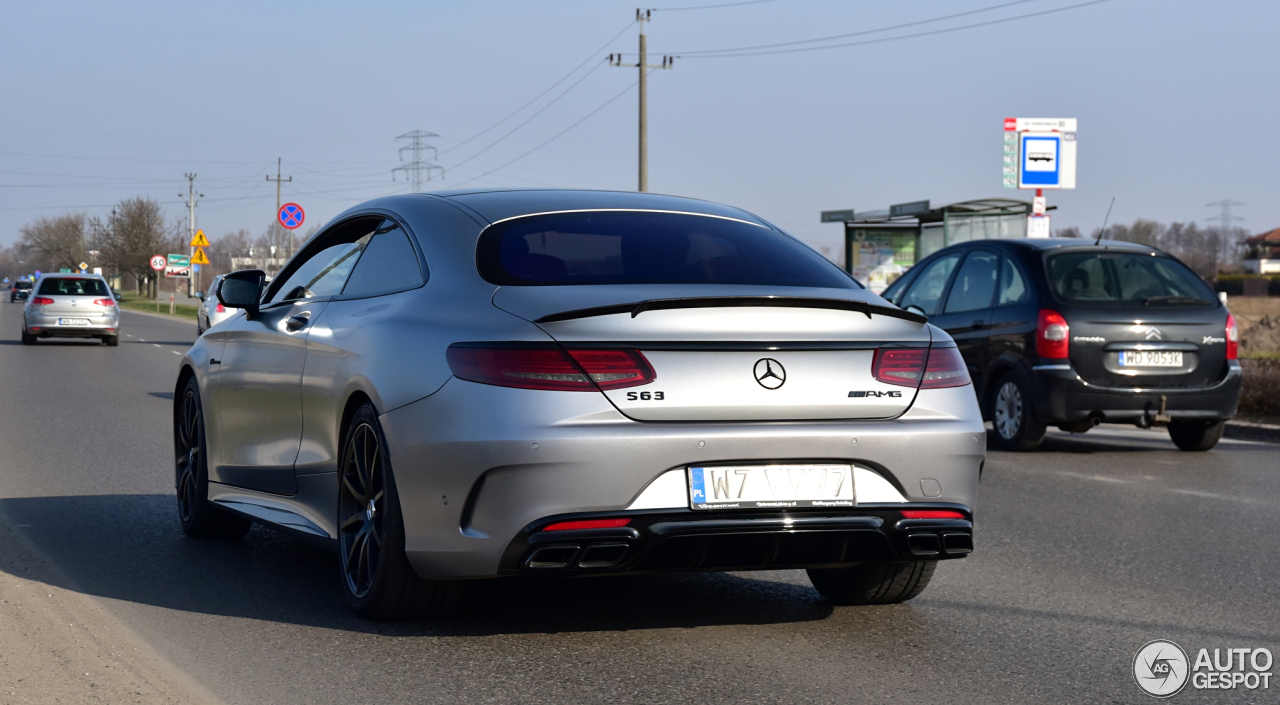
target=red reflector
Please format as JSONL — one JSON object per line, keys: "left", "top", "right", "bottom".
{"left": 1226, "top": 313, "right": 1238, "bottom": 361}
{"left": 1036, "top": 309, "right": 1070, "bottom": 359}
{"left": 872, "top": 348, "right": 927, "bottom": 387}
{"left": 31, "top": 297, "right": 54, "bottom": 305}
{"left": 93, "top": 298, "right": 115, "bottom": 306}
{"left": 901, "top": 510, "right": 965, "bottom": 519}
{"left": 543, "top": 518, "right": 632, "bottom": 532}
{"left": 565, "top": 348, "right": 655, "bottom": 390}
{"left": 446, "top": 344, "right": 654, "bottom": 391}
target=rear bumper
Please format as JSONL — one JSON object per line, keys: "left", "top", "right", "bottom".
{"left": 499, "top": 506, "right": 973, "bottom": 575}
{"left": 26, "top": 311, "right": 119, "bottom": 337}
{"left": 1030, "top": 361, "right": 1242, "bottom": 423}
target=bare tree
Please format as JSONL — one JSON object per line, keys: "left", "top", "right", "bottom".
{"left": 100, "top": 197, "right": 177, "bottom": 297}
{"left": 19, "top": 213, "right": 86, "bottom": 271}
{"left": 1054, "top": 226, "right": 1084, "bottom": 238}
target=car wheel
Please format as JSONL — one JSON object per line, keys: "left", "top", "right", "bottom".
{"left": 20, "top": 328, "right": 35, "bottom": 345}
{"left": 807, "top": 561, "right": 937, "bottom": 605}
{"left": 1168, "top": 420, "right": 1225, "bottom": 451}
{"left": 338, "top": 403, "right": 462, "bottom": 620}
{"left": 102, "top": 335, "right": 119, "bottom": 346}
{"left": 174, "top": 377, "right": 251, "bottom": 539}
{"left": 989, "top": 373, "right": 1046, "bottom": 452}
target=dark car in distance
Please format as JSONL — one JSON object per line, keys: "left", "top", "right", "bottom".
{"left": 10, "top": 280, "right": 32, "bottom": 303}
{"left": 881, "top": 238, "right": 1241, "bottom": 452}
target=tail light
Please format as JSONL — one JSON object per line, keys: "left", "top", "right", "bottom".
{"left": 215, "top": 303, "right": 225, "bottom": 313}
{"left": 872, "top": 347, "right": 971, "bottom": 389}
{"left": 93, "top": 298, "right": 115, "bottom": 306}
{"left": 31, "top": 297, "right": 54, "bottom": 305}
{"left": 1226, "top": 313, "right": 1238, "bottom": 360}
{"left": 543, "top": 518, "right": 631, "bottom": 532}
{"left": 1036, "top": 309, "right": 1070, "bottom": 359}
{"left": 446, "top": 344, "right": 655, "bottom": 391}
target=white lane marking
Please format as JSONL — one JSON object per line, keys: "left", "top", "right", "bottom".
{"left": 1170, "top": 488, "right": 1269, "bottom": 505}
{"left": 153, "top": 344, "right": 161, "bottom": 348}
{"left": 138, "top": 338, "right": 145, "bottom": 342}
{"left": 126, "top": 334, "right": 133, "bottom": 338}
{"left": 1056, "top": 471, "right": 1130, "bottom": 484}
{"left": 171, "top": 351, "right": 180, "bottom": 355}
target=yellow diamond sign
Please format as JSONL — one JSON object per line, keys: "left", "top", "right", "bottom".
{"left": 190, "top": 229, "right": 210, "bottom": 248}
{"left": 191, "top": 247, "right": 210, "bottom": 265}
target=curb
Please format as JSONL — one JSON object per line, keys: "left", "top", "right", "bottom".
{"left": 1224, "top": 421, "right": 1280, "bottom": 444}
{"left": 118, "top": 307, "right": 199, "bottom": 324}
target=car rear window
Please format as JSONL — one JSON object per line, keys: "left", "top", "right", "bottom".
{"left": 37, "top": 278, "right": 109, "bottom": 296}
{"left": 1046, "top": 252, "right": 1217, "bottom": 307}
{"left": 477, "top": 210, "right": 857, "bottom": 288}
{"left": 15, "top": 282, "right": 32, "bottom": 289}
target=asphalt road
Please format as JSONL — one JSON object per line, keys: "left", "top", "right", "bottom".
{"left": 1, "top": 300, "right": 1277, "bottom": 704}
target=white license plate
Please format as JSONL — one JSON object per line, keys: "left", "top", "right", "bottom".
{"left": 57, "top": 318, "right": 91, "bottom": 326}
{"left": 689, "top": 464, "right": 855, "bottom": 510}
{"left": 1118, "top": 350, "right": 1183, "bottom": 367}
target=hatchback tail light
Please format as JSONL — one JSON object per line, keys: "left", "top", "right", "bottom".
{"left": 446, "top": 344, "right": 655, "bottom": 391}
{"left": 31, "top": 297, "right": 54, "bottom": 306}
{"left": 1226, "top": 313, "right": 1238, "bottom": 360}
{"left": 93, "top": 298, "right": 115, "bottom": 306}
{"left": 1036, "top": 309, "right": 1070, "bottom": 359}
{"left": 872, "top": 346, "right": 971, "bottom": 389}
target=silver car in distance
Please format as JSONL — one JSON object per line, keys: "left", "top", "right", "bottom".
{"left": 195, "top": 275, "right": 237, "bottom": 335}
{"left": 22, "top": 274, "right": 121, "bottom": 346}
{"left": 174, "top": 190, "right": 984, "bottom": 620}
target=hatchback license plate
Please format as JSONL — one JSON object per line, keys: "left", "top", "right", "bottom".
{"left": 1118, "top": 350, "right": 1183, "bottom": 367}
{"left": 57, "top": 318, "right": 91, "bottom": 326}
{"left": 689, "top": 464, "right": 854, "bottom": 510}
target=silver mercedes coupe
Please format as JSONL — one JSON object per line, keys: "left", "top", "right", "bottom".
{"left": 174, "top": 190, "right": 984, "bottom": 619}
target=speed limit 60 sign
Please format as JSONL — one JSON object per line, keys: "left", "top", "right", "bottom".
{"left": 149, "top": 255, "right": 166, "bottom": 271}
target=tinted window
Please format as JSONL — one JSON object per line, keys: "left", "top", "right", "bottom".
{"left": 15, "top": 281, "right": 32, "bottom": 290}
{"left": 341, "top": 221, "right": 423, "bottom": 298}
{"left": 998, "top": 256, "right": 1030, "bottom": 306}
{"left": 38, "top": 278, "right": 109, "bottom": 296}
{"left": 899, "top": 253, "right": 960, "bottom": 316}
{"left": 1046, "top": 252, "right": 1216, "bottom": 306}
{"left": 477, "top": 211, "right": 856, "bottom": 288}
{"left": 268, "top": 217, "right": 381, "bottom": 304}
{"left": 944, "top": 250, "right": 998, "bottom": 314}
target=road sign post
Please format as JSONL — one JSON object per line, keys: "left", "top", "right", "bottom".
{"left": 1003, "top": 117, "right": 1076, "bottom": 237}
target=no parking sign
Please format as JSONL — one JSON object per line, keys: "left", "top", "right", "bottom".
{"left": 278, "top": 203, "right": 305, "bottom": 230}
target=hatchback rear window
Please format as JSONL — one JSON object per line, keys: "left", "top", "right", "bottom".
{"left": 1046, "top": 252, "right": 1216, "bottom": 306}
{"left": 38, "top": 278, "right": 109, "bottom": 297}
{"left": 15, "top": 282, "right": 32, "bottom": 289}
{"left": 477, "top": 211, "right": 857, "bottom": 288}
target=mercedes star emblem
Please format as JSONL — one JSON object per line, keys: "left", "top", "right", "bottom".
{"left": 753, "top": 358, "right": 786, "bottom": 390}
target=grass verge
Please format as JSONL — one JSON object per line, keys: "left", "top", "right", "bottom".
{"left": 1239, "top": 358, "right": 1280, "bottom": 419}
{"left": 119, "top": 295, "right": 200, "bottom": 321}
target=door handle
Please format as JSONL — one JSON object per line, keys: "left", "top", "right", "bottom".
{"left": 972, "top": 319, "right": 986, "bottom": 329}
{"left": 285, "top": 314, "right": 311, "bottom": 332}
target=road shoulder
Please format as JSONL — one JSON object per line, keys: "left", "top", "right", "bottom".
{"left": 0, "top": 517, "right": 219, "bottom": 704}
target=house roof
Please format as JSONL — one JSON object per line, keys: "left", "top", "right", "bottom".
{"left": 1246, "top": 227, "right": 1280, "bottom": 243}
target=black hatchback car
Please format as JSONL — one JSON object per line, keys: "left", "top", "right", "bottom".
{"left": 10, "top": 280, "right": 32, "bottom": 303}
{"left": 881, "top": 238, "right": 1241, "bottom": 451}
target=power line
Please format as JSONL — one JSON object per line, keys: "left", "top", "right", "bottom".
{"left": 653, "top": 0, "right": 780, "bottom": 10}
{"left": 440, "top": 20, "right": 635, "bottom": 158}
{"left": 452, "top": 73, "right": 649, "bottom": 188}
{"left": 669, "top": 0, "right": 1040, "bottom": 55}
{"left": 666, "top": 0, "right": 1113, "bottom": 58}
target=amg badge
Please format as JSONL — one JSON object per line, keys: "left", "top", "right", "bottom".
{"left": 848, "top": 390, "right": 903, "bottom": 398}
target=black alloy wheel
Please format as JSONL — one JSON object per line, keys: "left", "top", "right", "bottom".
{"left": 174, "top": 377, "right": 250, "bottom": 539}
{"left": 337, "top": 403, "right": 462, "bottom": 620}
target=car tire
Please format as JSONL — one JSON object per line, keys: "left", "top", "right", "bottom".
{"left": 20, "top": 328, "right": 35, "bottom": 345}
{"left": 807, "top": 561, "right": 937, "bottom": 605}
{"left": 174, "top": 377, "right": 252, "bottom": 539}
{"left": 989, "top": 373, "right": 1046, "bottom": 452}
{"left": 338, "top": 403, "right": 463, "bottom": 620}
{"left": 103, "top": 335, "right": 119, "bottom": 346}
{"left": 1168, "top": 420, "right": 1225, "bottom": 452}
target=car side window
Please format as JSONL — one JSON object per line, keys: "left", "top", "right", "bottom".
{"left": 340, "top": 220, "right": 424, "bottom": 298}
{"left": 898, "top": 253, "right": 961, "bottom": 316}
{"left": 267, "top": 217, "right": 381, "bottom": 304}
{"left": 943, "top": 250, "right": 998, "bottom": 314}
{"left": 997, "top": 255, "right": 1030, "bottom": 306}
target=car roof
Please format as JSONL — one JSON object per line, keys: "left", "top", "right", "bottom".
{"left": 381, "top": 189, "right": 771, "bottom": 228}
{"left": 992, "top": 237, "right": 1160, "bottom": 254}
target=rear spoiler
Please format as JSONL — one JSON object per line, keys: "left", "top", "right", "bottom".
{"left": 534, "top": 296, "right": 928, "bottom": 325}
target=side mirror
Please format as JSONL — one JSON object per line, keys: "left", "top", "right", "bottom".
{"left": 113, "top": 292, "right": 123, "bottom": 302}
{"left": 217, "top": 269, "right": 266, "bottom": 319}
{"left": 194, "top": 291, "right": 205, "bottom": 301}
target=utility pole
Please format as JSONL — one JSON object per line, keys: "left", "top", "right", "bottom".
{"left": 610, "top": 9, "right": 674, "bottom": 192}
{"left": 266, "top": 158, "right": 293, "bottom": 260}
{"left": 392, "top": 131, "right": 444, "bottom": 192}
{"left": 181, "top": 173, "right": 203, "bottom": 296}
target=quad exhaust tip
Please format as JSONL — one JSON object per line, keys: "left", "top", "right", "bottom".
{"left": 525, "top": 543, "right": 631, "bottom": 569}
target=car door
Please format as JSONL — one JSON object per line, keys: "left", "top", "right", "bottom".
{"left": 897, "top": 250, "right": 963, "bottom": 318}
{"left": 932, "top": 248, "right": 999, "bottom": 389}
{"left": 985, "top": 252, "right": 1038, "bottom": 378}
{"left": 209, "top": 217, "right": 379, "bottom": 495}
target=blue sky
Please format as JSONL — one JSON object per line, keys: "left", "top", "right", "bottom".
{"left": 2, "top": 0, "right": 1276, "bottom": 257}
